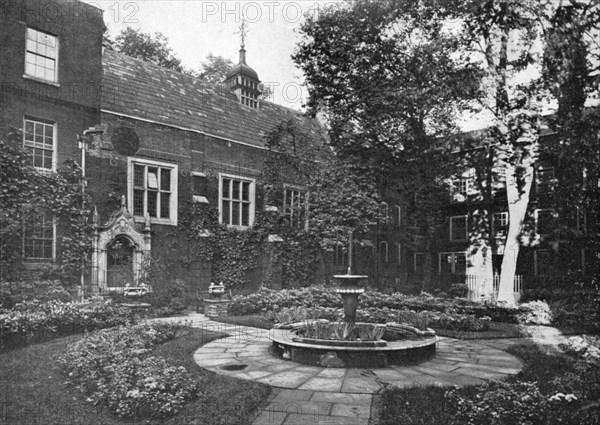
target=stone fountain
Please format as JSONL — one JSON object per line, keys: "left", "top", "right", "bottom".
{"left": 333, "top": 234, "right": 366, "bottom": 323}
{"left": 268, "top": 234, "right": 439, "bottom": 368}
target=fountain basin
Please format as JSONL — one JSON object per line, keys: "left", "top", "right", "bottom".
{"left": 269, "top": 322, "right": 438, "bottom": 368}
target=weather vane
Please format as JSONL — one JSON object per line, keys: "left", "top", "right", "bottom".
{"left": 235, "top": 19, "right": 249, "bottom": 49}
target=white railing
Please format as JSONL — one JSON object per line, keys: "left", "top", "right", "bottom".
{"left": 466, "top": 273, "right": 523, "bottom": 302}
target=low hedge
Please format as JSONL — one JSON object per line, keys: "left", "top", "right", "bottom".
{"left": 232, "top": 286, "right": 599, "bottom": 331}
{"left": 270, "top": 306, "right": 491, "bottom": 332}
{"left": 0, "top": 297, "right": 132, "bottom": 348}
{"left": 230, "top": 287, "right": 520, "bottom": 323}
{"left": 59, "top": 321, "right": 197, "bottom": 419}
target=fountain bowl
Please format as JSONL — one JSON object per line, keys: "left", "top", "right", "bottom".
{"left": 269, "top": 321, "right": 438, "bottom": 368}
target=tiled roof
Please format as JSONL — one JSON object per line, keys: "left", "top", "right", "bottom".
{"left": 101, "top": 49, "right": 327, "bottom": 149}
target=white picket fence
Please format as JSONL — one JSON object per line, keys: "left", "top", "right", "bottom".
{"left": 466, "top": 274, "right": 523, "bottom": 302}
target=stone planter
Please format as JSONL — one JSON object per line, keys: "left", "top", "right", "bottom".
{"left": 204, "top": 298, "right": 229, "bottom": 318}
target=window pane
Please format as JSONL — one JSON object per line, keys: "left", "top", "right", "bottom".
{"left": 232, "top": 202, "right": 240, "bottom": 226}
{"left": 222, "top": 200, "right": 230, "bottom": 224}
{"left": 147, "top": 168, "right": 158, "bottom": 189}
{"left": 25, "top": 120, "right": 34, "bottom": 137}
{"left": 147, "top": 191, "right": 157, "bottom": 217}
{"left": 232, "top": 180, "right": 240, "bottom": 200}
{"left": 222, "top": 179, "right": 230, "bottom": 199}
{"left": 134, "top": 165, "right": 144, "bottom": 187}
{"left": 242, "top": 203, "right": 249, "bottom": 226}
{"left": 160, "top": 168, "right": 170, "bottom": 191}
{"left": 455, "top": 254, "right": 467, "bottom": 274}
{"left": 42, "top": 149, "right": 52, "bottom": 168}
{"left": 34, "top": 149, "right": 43, "bottom": 168}
{"left": 242, "top": 182, "right": 249, "bottom": 201}
{"left": 160, "top": 193, "right": 170, "bottom": 218}
{"left": 133, "top": 189, "right": 144, "bottom": 216}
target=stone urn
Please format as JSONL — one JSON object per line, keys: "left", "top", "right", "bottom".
{"left": 204, "top": 282, "right": 228, "bottom": 318}
{"left": 333, "top": 274, "right": 367, "bottom": 323}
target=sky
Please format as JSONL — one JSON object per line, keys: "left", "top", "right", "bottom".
{"left": 84, "top": 0, "right": 346, "bottom": 110}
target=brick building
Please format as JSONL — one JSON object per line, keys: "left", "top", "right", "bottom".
{"left": 1, "top": 0, "right": 328, "bottom": 294}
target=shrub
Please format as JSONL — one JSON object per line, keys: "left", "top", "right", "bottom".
{"left": 59, "top": 321, "right": 197, "bottom": 419}
{"left": 0, "top": 280, "right": 72, "bottom": 309}
{"left": 428, "top": 312, "right": 491, "bottom": 332}
{"left": 231, "top": 286, "right": 521, "bottom": 324}
{"left": 518, "top": 300, "right": 553, "bottom": 325}
{"left": 446, "top": 381, "right": 550, "bottom": 425}
{"left": 0, "top": 297, "right": 132, "bottom": 348}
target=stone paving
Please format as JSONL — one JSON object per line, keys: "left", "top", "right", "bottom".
{"left": 155, "top": 313, "right": 539, "bottom": 425}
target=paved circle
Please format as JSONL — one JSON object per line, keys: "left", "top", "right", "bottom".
{"left": 191, "top": 319, "right": 523, "bottom": 393}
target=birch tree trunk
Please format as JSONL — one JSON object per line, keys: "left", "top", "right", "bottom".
{"left": 497, "top": 164, "right": 533, "bottom": 305}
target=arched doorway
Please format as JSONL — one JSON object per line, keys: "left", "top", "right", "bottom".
{"left": 106, "top": 235, "right": 135, "bottom": 288}
{"left": 91, "top": 197, "right": 151, "bottom": 294}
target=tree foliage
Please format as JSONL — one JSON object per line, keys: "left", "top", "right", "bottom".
{"left": 111, "top": 27, "right": 186, "bottom": 73}
{"left": 294, "top": 0, "right": 600, "bottom": 300}
{"left": 293, "top": 0, "right": 483, "bottom": 284}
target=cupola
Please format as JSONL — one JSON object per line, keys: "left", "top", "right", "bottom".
{"left": 224, "top": 22, "right": 261, "bottom": 108}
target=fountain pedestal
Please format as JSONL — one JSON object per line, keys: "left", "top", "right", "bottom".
{"left": 333, "top": 274, "right": 367, "bottom": 323}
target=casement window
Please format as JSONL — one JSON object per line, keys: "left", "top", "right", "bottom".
{"left": 283, "top": 187, "right": 306, "bottom": 228}
{"left": 128, "top": 158, "right": 178, "bottom": 225}
{"left": 439, "top": 252, "right": 467, "bottom": 274}
{"left": 25, "top": 28, "right": 58, "bottom": 83}
{"left": 23, "top": 211, "right": 55, "bottom": 262}
{"left": 380, "top": 241, "right": 389, "bottom": 263}
{"left": 395, "top": 243, "right": 402, "bottom": 265}
{"left": 449, "top": 215, "right": 468, "bottom": 241}
{"left": 451, "top": 169, "right": 475, "bottom": 202}
{"left": 536, "top": 166, "right": 556, "bottom": 194}
{"left": 23, "top": 118, "right": 56, "bottom": 170}
{"left": 535, "top": 209, "right": 555, "bottom": 236}
{"left": 493, "top": 212, "right": 509, "bottom": 237}
{"left": 380, "top": 202, "right": 389, "bottom": 225}
{"left": 393, "top": 205, "right": 401, "bottom": 228}
{"left": 534, "top": 250, "right": 552, "bottom": 276}
{"left": 219, "top": 174, "right": 255, "bottom": 228}
{"left": 414, "top": 252, "right": 424, "bottom": 273}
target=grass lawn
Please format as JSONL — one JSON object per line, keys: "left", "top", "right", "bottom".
{"left": 0, "top": 328, "right": 271, "bottom": 425}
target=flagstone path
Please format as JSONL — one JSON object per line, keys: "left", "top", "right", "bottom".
{"left": 155, "top": 313, "right": 568, "bottom": 425}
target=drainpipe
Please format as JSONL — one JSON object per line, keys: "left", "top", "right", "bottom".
{"left": 77, "top": 133, "right": 88, "bottom": 301}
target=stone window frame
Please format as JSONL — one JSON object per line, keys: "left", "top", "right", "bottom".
{"left": 127, "top": 157, "right": 178, "bottom": 226}
{"left": 218, "top": 173, "right": 256, "bottom": 229}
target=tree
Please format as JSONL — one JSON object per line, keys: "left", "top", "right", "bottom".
{"left": 262, "top": 119, "right": 381, "bottom": 282}
{"left": 110, "top": 27, "right": 187, "bottom": 74}
{"left": 541, "top": 1, "right": 600, "bottom": 285}
{"left": 455, "top": 0, "right": 600, "bottom": 304}
{"left": 293, "top": 0, "right": 482, "bottom": 289}
{"left": 197, "top": 53, "right": 234, "bottom": 84}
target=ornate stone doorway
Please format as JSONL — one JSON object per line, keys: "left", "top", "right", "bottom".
{"left": 91, "top": 197, "right": 151, "bottom": 293}
{"left": 106, "top": 235, "right": 135, "bottom": 287}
